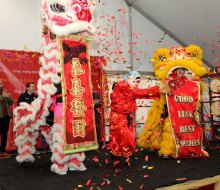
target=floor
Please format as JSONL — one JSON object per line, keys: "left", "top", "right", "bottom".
{"left": 0, "top": 143, "right": 220, "bottom": 190}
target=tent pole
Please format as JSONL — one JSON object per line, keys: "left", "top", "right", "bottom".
{"left": 128, "top": 4, "right": 133, "bottom": 71}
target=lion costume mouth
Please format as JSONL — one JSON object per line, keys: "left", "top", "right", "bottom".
{"left": 151, "top": 45, "right": 208, "bottom": 80}
{"left": 167, "top": 66, "right": 194, "bottom": 79}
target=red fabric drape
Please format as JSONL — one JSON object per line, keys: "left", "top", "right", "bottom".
{"left": 0, "top": 49, "right": 40, "bottom": 151}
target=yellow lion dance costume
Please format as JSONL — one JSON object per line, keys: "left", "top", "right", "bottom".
{"left": 138, "top": 45, "right": 208, "bottom": 158}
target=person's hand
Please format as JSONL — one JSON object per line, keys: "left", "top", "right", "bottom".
{"left": 159, "top": 82, "right": 170, "bottom": 94}
{"left": 94, "top": 99, "right": 100, "bottom": 105}
{"left": 2, "top": 92, "right": 10, "bottom": 97}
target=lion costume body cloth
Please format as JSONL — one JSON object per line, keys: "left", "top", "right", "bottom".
{"left": 138, "top": 45, "right": 209, "bottom": 158}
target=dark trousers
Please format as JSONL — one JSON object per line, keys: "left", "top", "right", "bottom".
{"left": 94, "top": 111, "right": 101, "bottom": 143}
{"left": 0, "top": 116, "right": 10, "bottom": 153}
{"left": 41, "top": 135, "right": 46, "bottom": 150}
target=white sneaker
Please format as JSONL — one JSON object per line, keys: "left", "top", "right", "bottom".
{"left": 69, "top": 165, "right": 87, "bottom": 171}
{"left": 79, "top": 166, "right": 87, "bottom": 171}
{"left": 34, "top": 151, "right": 41, "bottom": 155}
{"left": 69, "top": 167, "right": 76, "bottom": 171}
{"left": 59, "top": 171, "right": 67, "bottom": 175}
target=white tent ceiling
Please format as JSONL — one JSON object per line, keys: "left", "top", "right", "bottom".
{"left": 126, "top": 0, "right": 220, "bottom": 67}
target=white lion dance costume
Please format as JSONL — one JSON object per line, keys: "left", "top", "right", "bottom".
{"left": 14, "top": 0, "right": 97, "bottom": 175}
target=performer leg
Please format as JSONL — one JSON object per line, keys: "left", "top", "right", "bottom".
{"left": 68, "top": 152, "right": 87, "bottom": 171}
{"left": 109, "top": 112, "right": 136, "bottom": 167}
{"left": 40, "top": 126, "right": 52, "bottom": 152}
{"left": 50, "top": 123, "right": 68, "bottom": 175}
{"left": 16, "top": 129, "right": 39, "bottom": 163}
{"left": 0, "top": 116, "right": 10, "bottom": 156}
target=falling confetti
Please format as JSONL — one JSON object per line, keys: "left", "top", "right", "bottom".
{"left": 144, "top": 174, "right": 149, "bottom": 178}
{"left": 119, "top": 185, "right": 123, "bottom": 190}
{"left": 105, "top": 159, "right": 109, "bottom": 164}
{"left": 101, "top": 181, "right": 106, "bottom": 186}
{"left": 92, "top": 157, "right": 99, "bottom": 162}
{"left": 145, "top": 155, "right": 148, "bottom": 161}
{"left": 86, "top": 179, "right": 92, "bottom": 187}
{"left": 148, "top": 166, "right": 154, "bottom": 170}
{"left": 176, "top": 178, "right": 187, "bottom": 181}
{"left": 139, "top": 184, "right": 144, "bottom": 189}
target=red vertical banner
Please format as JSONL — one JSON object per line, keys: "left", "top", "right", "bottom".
{"left": 59, "top": 36, "right": 98, "bottom": 154}
{"left": 166, "top": 79, "right": 208, "bottom": 158}
{"left": 0, "top": 50, "right": 40, "bottom": 151}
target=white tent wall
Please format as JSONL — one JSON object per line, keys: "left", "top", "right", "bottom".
{"left": 92, "top": 0, "right": 131, "bottom": 71}
{"left": 0, "top": 0, "right": 41, "bottom": 51}
{"left": 127, "top": 0, "right": 220, "bottom": 68}
{"left": 0, "top": 0, "right": 132, "bottom": 73}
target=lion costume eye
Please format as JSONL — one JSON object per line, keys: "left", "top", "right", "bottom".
{"left": 187, "top": 52, "right": 198, "bottom": 57}
{"left": 50, "top": 3, "right": 66, "bottom": 13}
{"left": 191, "top": 52, "right": 198, "bottom": 57}
{"left": 158, "top": 55, "right": 166, "bottom": 61}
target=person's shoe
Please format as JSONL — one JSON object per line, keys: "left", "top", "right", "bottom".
{"left": 69, "top": 166, "right": 87, "bottom": 171}
{"left": 0, "top": 152, "right": 11, "bottom": 158}
{"left": 69, "top": 167, "right": 76, "bottom": 171}
{"left": 3, "top": 152, "right": 11, "bottom": 157}
{"left": 34, "top": 151, "right": 41, "bottom": 155}
{"left": 98, "top": 142, "right": 105, "bottom": 149}
{"left": 0, "top": 153, "right": 5, "bottom": 159}
{"left": 161, "top": 155, "right": 169, "bottom": 159}
{"left": 46, "top": 149, "right": 51, "bottom": 153}
{"left": 59, "top": 171, "right": 67, "bottom": 175}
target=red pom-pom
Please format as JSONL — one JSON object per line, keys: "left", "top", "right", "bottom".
{"left": 77, "top": 10, "right": 92, "bottom": 22}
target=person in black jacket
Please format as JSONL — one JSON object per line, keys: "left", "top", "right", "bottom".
{"left": 0, "top": 79, "right": 14, "bottom": 158}
{"left": 17, "top": 82, "right": 37, "bottom": 105}
{"left": 17, "top": 82, "right": 42, "bottom": 159}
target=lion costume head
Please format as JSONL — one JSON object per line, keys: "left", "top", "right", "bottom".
{"left": 152, "top": 45, "right": 208, "bottom": 80}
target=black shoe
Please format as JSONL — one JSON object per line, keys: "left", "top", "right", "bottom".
{"left": 161, "top": 155, "right": 170, "bottom": 159}
{"left": 46, "top": 149, "right": 51, "bottom": 153}
{"left": 99, "top": 142, "right": 105, "bottom": 149}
